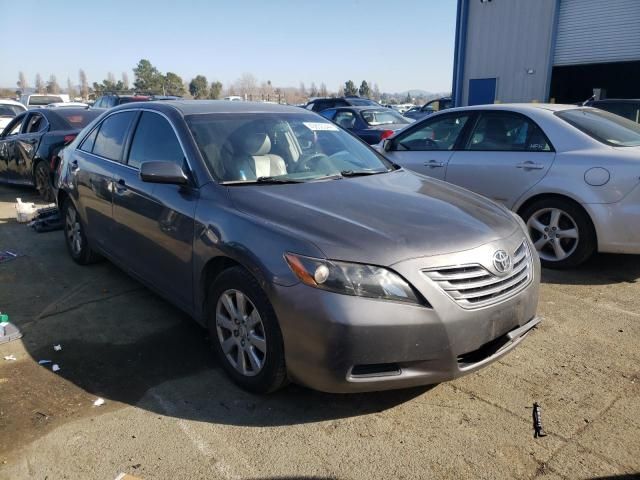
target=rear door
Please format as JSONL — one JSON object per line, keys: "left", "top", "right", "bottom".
{"left": 14, "top": 112, "right": 48, "bottom": 184}
{"left": 445, "top": 111, "right": 555, "bottom": 208}
{"left": 111, "top": 111, "right": 197, "bottom": 309}
{"left": 383, "top": 112, "right": 473, "bottom": 180}
{"left": 73, "top": 110, "right": 137, "bottom": 249}
{"left": 0, "top": 114, "right": 27, "bottom": 183}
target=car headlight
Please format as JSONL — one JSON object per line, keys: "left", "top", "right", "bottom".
{"left": 284, "top": 253, "right": 424, "bottom": 305}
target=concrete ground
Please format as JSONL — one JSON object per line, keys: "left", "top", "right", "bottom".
{"left": 0, "top": 184, "right": 638, "bottom": 480}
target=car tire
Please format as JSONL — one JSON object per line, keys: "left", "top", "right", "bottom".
{"left": 521, "top": 198, "right": 596, "bottom": 269}
{"left": 62, "top": 198, "right": 101, "bottom": 265}
{"left": 207, "top": 267, "right": 288, "bottom": 393}
{"left": 34, "top": 161, "right": 54, "bottom": 202}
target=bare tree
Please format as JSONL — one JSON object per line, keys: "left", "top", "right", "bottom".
{"left": 122, "top": 72, "right": 129, "bottom": 90}
{"left": 319, "top": 82, "right": 328, "bottom": 97}
{"left": 79, "top": 69, "right": 89, "bottom": 100}
{"left": 337, "top": 85, "right": 345, "bottom": 97}
{"left": 309, "top": 82, "right": 318, "bottom": 97}
{"left": 35, "top": 74, "right": 44, "bottom": 93}
{"left": 46, "top": 75, "right": 61, "bottom": 94}
{"left": 235, "top": 73, "right": 258, "bottom": 100}
{"left": 17, "top": 71, "right": 28, "bottom": 92}
{"left": 299, "top": 82, "right": 306, "bottom": 97}
{"left": 373, "top": 83, "right": 381, "bottom": 101}
{"left": 67, "top": 77, "right": 77, "bottom": 98}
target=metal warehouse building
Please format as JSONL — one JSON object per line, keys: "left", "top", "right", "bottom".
{"left": 452, "top": 0, "right": 640, "bottom": 106}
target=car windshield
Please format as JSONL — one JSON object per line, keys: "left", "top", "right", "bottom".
{"left": 556, "top": 108, "right": 640, "bottom": 147}
{"left": 54, "top": 109, "right": 101, "bottom": 129}
{"left": 28, "top": 95, "right": 63, "bottom": 106}
{"left": 186, "top": 113, "right": 394, "bottom": 183}
{"left": 361, "top": 109, "right": 410, "bottom": 126}
{"left": 0, "top": 104, "right": 24, "bottom": 117}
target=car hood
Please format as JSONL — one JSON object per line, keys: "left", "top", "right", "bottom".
{"left": 227, "top": 170, "right": 518, "bottom": 266}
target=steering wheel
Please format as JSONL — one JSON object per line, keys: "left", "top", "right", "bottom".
{"left": 424, "top": 138, "right": 438, "bottom": 148}
{"left": 296, "top": 153, "right": 329, "bottom": 172}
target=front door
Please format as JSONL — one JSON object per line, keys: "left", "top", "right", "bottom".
{"left": 383, "top": 112, "right": 473, "bottom": 180}
{"left": 445, "top": 111, "right": 556, "bottom": 208}
{"left": 14, "top": 112, "right": 47, "bottom": 184}
{"left": 111, "top": 111, "right": 197, "bottom": 310}
{"left": 0, "top": 114, "right": 26, "bottom": 183}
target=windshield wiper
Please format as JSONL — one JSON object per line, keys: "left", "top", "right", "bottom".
{"left": 221, "top": 177, "right": 305, "bottom": 185}
{"left": 340, "top": 169, "right": 387, "bottom": 177}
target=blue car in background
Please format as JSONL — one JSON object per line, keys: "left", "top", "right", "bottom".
{"left": 320, "top": 106, "right": 412, "bottom": 144}
{"left": 404, "top": 97, "right": 453, "bottom": 121}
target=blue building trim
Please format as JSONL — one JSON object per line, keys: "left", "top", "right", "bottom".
{"left": 452, "top": 0, "right": 469, "bottom": 107}
{"left": 544, "top": 0, "right": 561, "bottom": 101}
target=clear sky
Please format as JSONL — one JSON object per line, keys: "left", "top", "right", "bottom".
{"left": 0, "top": 0, "right": 457, "bottom": 94}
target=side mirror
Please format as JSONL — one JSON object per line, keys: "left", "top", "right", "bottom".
{"left": 382, "top": 138, "right": 394, "bottom": 152}
{"left": 140, "top": 161, "right": 188, "bottom": 185}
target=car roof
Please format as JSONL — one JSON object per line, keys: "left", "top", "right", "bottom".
{"left": 0, "top": 99, "right": 27, "bottom": 108}
{"left": 112, "top": 100, "right": 308, "bottom": 116}
{"left": 443, "top": 103, "right": 581, "bottom": 114}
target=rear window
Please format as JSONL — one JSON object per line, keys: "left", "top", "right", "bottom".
{"left": 28, "top": 96, "right": 63, "bottom": 106}
{"left": 556, "top": 108, "right": 640, "bottom": 147}
{"left": 348, "top": 98, "right": 378, "bottom": 107}
{"left": 117, "top": 97, "right": 150, "bottom": 105}
{"left": 361, "top": 109, "right": 410, "bottom": 126}
{"left": 54, "top": 110, "right": 101, "bottom": 129}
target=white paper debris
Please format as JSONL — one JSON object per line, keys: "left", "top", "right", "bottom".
{"left": 4, "top": 355, "right": 16, "bottom": 361}
{"left": 53, "top": 344, "right": 62, "bottom": 351}
{"left": 93, "top": 397, "right": 105, "bottom": 407}
{"left": 52, "top": 364, "right": 60, "bottom": 372}
{"left": 38, "top": 359, "right": 52, "bottom": 365}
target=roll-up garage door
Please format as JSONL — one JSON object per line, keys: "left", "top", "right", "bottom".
{"left": 553, "top": 0, "right": 640, "bottom": 66}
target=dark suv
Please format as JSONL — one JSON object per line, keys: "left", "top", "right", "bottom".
{"left": 92, "top": 94, "right": 151, "bottom": 110}
{"left": 304, "top": 96, "right": 380, "bottom": 112}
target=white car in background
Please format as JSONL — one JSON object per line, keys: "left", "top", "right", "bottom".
{"left": 20, "top": 93, "right": 70, "bottom": 108}
{"left": 46, "top": 102, "right": 89, "bottom": 108}
{"left": 0, "top": 99, "right": 27, "bottom": 131}
{"left": 380, "top": 104, "right": 640, "bottom": 268}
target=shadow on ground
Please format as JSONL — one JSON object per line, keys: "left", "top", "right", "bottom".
{"left": 541, "top": 253, "right": 640, "bottom": 286}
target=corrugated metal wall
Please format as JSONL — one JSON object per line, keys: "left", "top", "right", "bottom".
{"left": 554, "top": 0, "right": 640, "bottom": 66}
{"left": 461, "top": 0, "right": 557, "bottom": 105}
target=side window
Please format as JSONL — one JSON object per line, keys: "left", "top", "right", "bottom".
{"left": 396, "top": 114, "right": 470, "bottom": 151}
{"left": 3, "top": 115, "right": 25, "bottom": 136}
{"left": 466, "top": 112, "right": 551, "bottom": 152}
{"left": 127, "top": 112, "right": 184, "bottom": 169}
{"left": 319, "top": 109, "right": 337, "bottom": 120}
{"left": 333, "top": 111, "right": 356, "bottom": 129}
{"left": 25, "top": 114, "right": 47, "bottom": 133}
{"left": 79, "top": 127, "right": 99, "bottom": 152}
{"left": 92, "top": 111, "right": 136, "bottom": 162}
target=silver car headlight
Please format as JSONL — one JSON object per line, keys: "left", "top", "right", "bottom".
{"left": 284, "top": 253, "right": 424, "bottom": 305}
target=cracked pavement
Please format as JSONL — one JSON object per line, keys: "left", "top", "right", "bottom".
{"left": 0, "top": 185, "right": 638, "bottom": 479}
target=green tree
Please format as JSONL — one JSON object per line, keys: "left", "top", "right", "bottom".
{"left": 189, "top": 75, "right": 208, "bottom": 99}
{"left": 344, "top": 80, "right": 358, "bottom": 96}
{"left": 358, "top": 80, "right": 370, "bottom": 98}
{"left": 209, "top": 81, "right": 223, "bottom": 99}
{"left": 133, "top": 59, "right": 164, "bottom": 93}
{"left": 164, "top": 72, "right": 185, "bottom": 96}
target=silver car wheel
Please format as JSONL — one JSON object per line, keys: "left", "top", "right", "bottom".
{"left": 215, "top": 289, "right": 267, "bottom": 377}
{"left": 65, "top": 206, "right": 83, "bottom": 256}
{"left": 527, "top": 207, "right": 579, "bottom": 262}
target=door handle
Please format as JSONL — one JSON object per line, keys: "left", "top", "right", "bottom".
{"left": 423, "top": 160, "right": 444, "bottom": 168}
{"left": 115, "top": 178, "right": 127, "bottom": 193}
{"left": 516, "top": 161, "right": 545, "bottom": 170}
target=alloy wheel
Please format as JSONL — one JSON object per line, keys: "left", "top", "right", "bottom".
{"left": 215, "top": 289, "right": 267, "bottom": 377}
{"left": 527, "top": 207, "right": 579, "bottom": 262}
{"left": 65, "top": 206, "right": 82, "bottom": 256}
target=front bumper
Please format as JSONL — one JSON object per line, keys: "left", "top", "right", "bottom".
{"left": 270, "top": 231, "right": 541, "bottom": 393}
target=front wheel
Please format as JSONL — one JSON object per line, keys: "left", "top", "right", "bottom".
{"left": 521, "top": 198, "right": 596, "bottom": 269}
{"left": 207, "top": 267, "right": 287, "bottom": 393}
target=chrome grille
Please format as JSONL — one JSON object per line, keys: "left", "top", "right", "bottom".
{"left": 423, "top": 242, "right": 532, "bottom": 309}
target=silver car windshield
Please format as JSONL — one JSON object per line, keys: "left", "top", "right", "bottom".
{"left": 556, "top": 108, "right": 640, "bottom": 147}
{"left": 186, "top": 113, "right": 394, "bottom": 183}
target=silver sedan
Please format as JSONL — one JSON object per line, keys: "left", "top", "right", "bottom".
{"left": 380, "top": 104, "right": 640, "bottom": 268}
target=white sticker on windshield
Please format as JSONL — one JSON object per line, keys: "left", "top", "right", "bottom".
{"left": 303, "top": 122, "right": 339, "bottom": 131}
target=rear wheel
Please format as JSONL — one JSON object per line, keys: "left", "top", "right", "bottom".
{"left": 521, "top": 198, "right": 596, "bottom": 269}
{"left": 34, "top": 161, "right": 54, "bottom": 201}
{"left": 63, "top": 199, "right": 100, "bottom": 265}
{"left": 207, "top": 267, "right": 287, "bottom": 393}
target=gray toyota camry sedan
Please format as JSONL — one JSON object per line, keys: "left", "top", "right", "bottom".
{"left": 57, "top": 101, "right": 541, "bottom": 393}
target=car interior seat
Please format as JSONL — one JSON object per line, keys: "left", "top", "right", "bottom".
{"left": 225, "top": 133, "right": 287, "bottom": 180}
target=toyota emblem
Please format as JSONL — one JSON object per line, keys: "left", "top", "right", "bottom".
{"left": 493, "top": 250, "right": 512, "bottom": 274}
